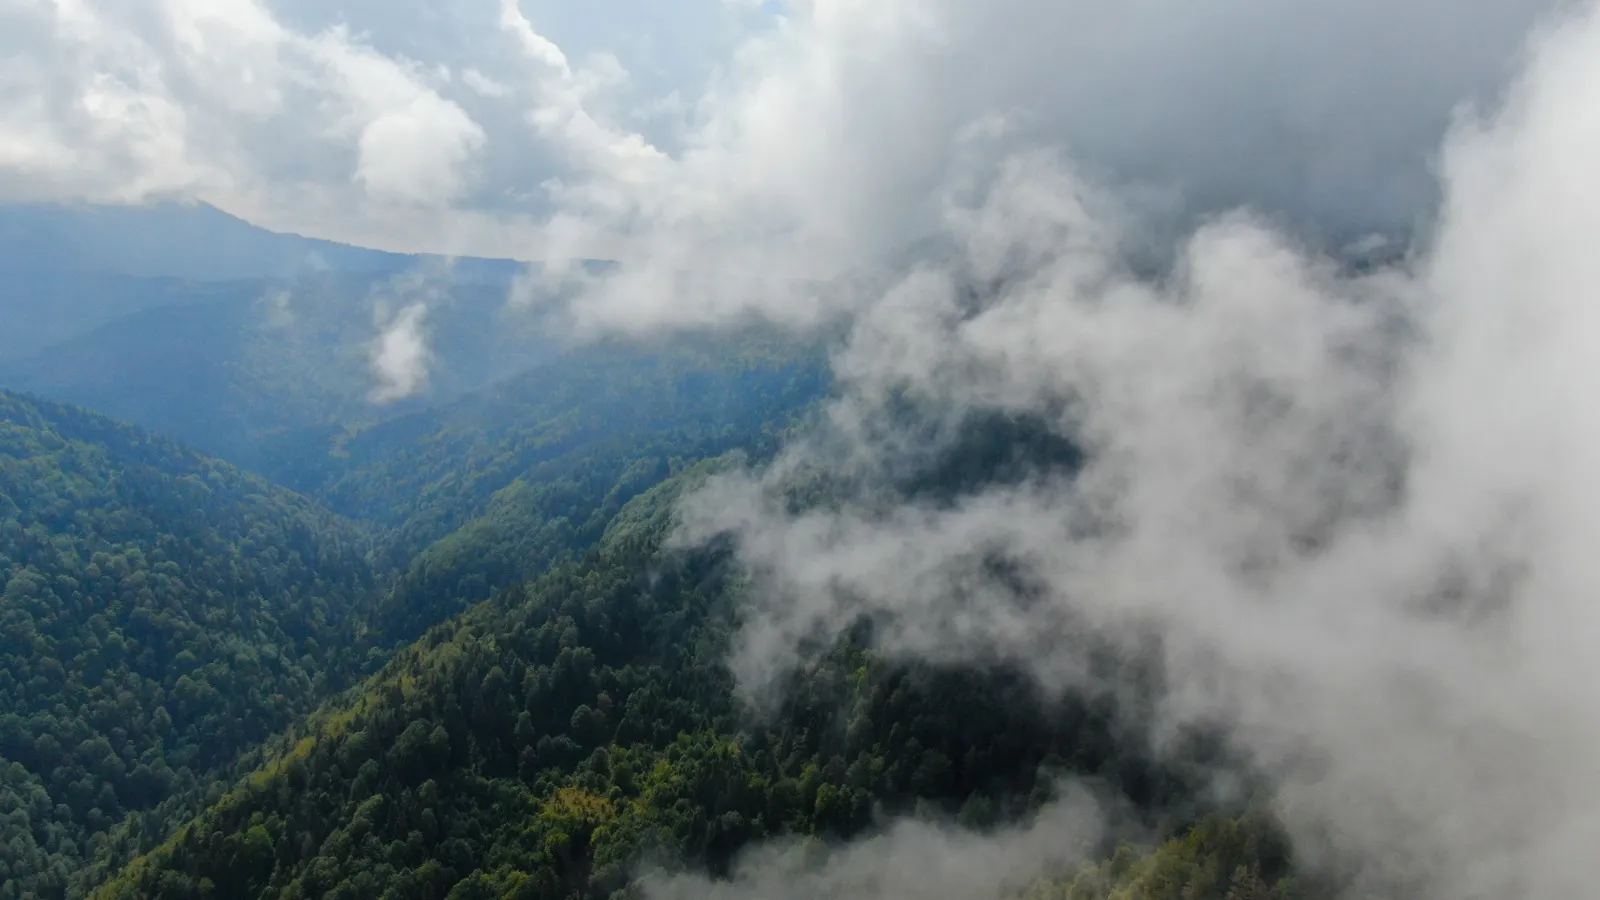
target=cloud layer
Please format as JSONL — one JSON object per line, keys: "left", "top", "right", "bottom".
{"left": 2, "top": 1, "right": 480, "bottom": 205}
{"left": 1, "top": 0, "right": 1560, "bottom": 259}
{"left": 642, "top": 2, "right": 1600, "bottom": 897}
{"left": 517, "top": 0, "right": 1561, "bottom": 336}
{"left": 644, "top": 788, "right": 1111, "bottom": 900}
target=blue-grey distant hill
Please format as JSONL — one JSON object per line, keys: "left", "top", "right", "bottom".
{"left": 0, "top": 202, "right": 569, "bottom": 469}
{"left": 0, "top": 201, "right": 525, "bottom": 282}
{"left": 0, "top": 202, "right": 530, "bottom": 357}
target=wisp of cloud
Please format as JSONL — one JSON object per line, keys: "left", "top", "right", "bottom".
{"left": 368, "top": 299, "right": 431, "bottom": 404}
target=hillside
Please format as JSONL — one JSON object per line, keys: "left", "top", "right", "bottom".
{"left": 286, "top": 336, "right": 826, "bottom": 547}
{"left": 89, "top": 457, "right": 1294, "bottom": 900}
{"left": 0, "top": 203, "right": 526, "bottom": 286}
{"left": 0, "top": 201, "right": 566, "bottom": 468}
{"left": 0, "top": 202, "right": 529, "bottom": 364}
{"left": 0, "top": 391, "right": 381, "bottom": 897}
{"left": 0, "top": 330, "right": 1298, "bottom": 900}
{"left": 0, "top": 274, "right": 250, "bottom": 364}
{"left": 0, "top": 335, "right": 829, "bottom": 899}
{"left": 0, "top": 272, "right": 550, "bottom": 472}
{"left": 271, "top": 336, "right": 829, "bottom": 650}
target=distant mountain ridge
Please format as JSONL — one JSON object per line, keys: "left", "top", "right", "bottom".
{"left": 0, "top": 202, "right": 577, "bottom": 461}
{"left": 0, "top": 202, "right": 526, "bottom": 283}
{"left": 0, "top": 202, "right": 540, "bottom": 364}
{"left": 0, "top": 270, "right": 553, "bottom": 470}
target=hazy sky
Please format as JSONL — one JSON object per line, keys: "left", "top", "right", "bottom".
{"left": 0, "top": 0, "right": 1560, "bottom": 258}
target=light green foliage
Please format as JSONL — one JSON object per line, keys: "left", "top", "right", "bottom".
{"left": 1020, "top": 814, "right": 1296, "bottom": 900}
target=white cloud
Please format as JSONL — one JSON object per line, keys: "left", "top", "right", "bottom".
{"left": 633, "top": 2, "right": 1600, "bottom": 896}
{"left": 497, "top": 0, "right": 667, "bottom": 185}
{"left": 496, "top": 0, "right": 1558, "bottom": 337}
{"left": 0, "top": 0, "right": 1558, "bottom": 257}
{"left": 0, "top": 0, "right": 490, "bottom": 237}
{"left": 367, "top": 299, "right": 431, "bottom": 403}
{"left": 645, "top": 788, "right": 1110, "bottom": 900}
{"left": 462, "top": 68, "right": 511, "bottom": 98}
{"left": 261, "top": 287, "right": 295, "bottom": 327}
{"left": 352, "top": 92, "right": 485, "bottom": 205}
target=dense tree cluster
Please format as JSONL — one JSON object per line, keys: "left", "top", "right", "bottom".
{"left": 1021, "top": 813, "right": 1297, "bottom": 900}
{"left": 0, "top": 392, "right": 378, "bottom": 897}
{"left": 338, "top": 342, "right": 827, "bottom": 650}
{"left": 1, "top": 342, "right": 829, "bottom": 898}
{"left": 283, "top": 337, "right": 826, "bottom": 560}
{"left": 93, "top": 462, "right": 1290, "bottom": 900}
{"left": 3, "top": 337, "right": 1300, "bottom": 900}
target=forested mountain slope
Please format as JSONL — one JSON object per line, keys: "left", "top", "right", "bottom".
{"left": 0, "top": 340, "right": 1295, "bottom": 900}
{"left": 281, "top": 335, "right": 825, "bottom": 532}
{"left": 94, "top": 460, "right": 1294, "bottom": 900}
{"left": 0, "top": 275, "right": 248, "bottom": 364}
{"left": 0, "top": 202, "right": 529, "bottom": 365}
{"left": 278, "top": 337, "right": 829, "bottom": 649}
{"left": 0, "top": 273, "right": 546, "bottom": 473}
{"left": 0, "top": 338, "right": 828, "bottom": 899}
{"left": 0, "top": 392, "right": 381, "bottom": 897}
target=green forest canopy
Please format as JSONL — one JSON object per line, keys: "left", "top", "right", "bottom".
{"left": 2, "top": 335, "right": 1301, "bottom": 900}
